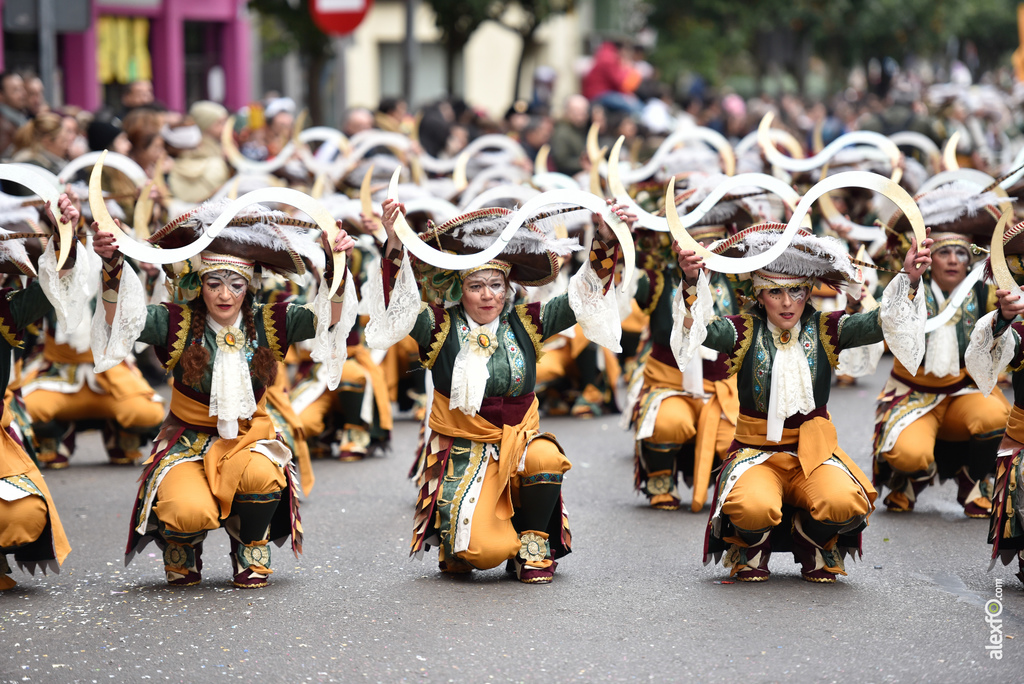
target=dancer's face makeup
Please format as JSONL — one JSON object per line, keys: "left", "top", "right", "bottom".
{"left": 202, "top": 272, "right": 248, "bottom": 326}
{"left": 461, "top": 270, "right": 506, "bottom": 325}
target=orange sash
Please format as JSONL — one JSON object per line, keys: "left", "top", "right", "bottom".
{"left": 733, "top": 412, "right": 876, "bottom": 502}
{"left": 44, "top": 339, "right": 155, "bottom": 400}
{"left": 644, "top": 355, "right": 739, "bottom": 511}
{"left": 1006, "top": 404, "right": 1024, "bottom": 444}
{"left": 0, "top": 422, "right": 70, "bottom": 565}
{"left": 265, "top": 362, "right": 314, "bottom": 496}
{"left": 349, "top": 345, "right": 394, "bottom": 431}
{"left": 168, "top": 386, "right": 278, "bottom": 518}
{"left": 428, "top": 389, "right": 540, "bottom": 522}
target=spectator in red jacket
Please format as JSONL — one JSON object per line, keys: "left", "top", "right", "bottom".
{"left": 581, "top": 41, "right": 643, "bottom": 116}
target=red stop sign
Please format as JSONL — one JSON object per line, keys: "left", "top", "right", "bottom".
{"left": 310, "top": 0, "right": 374, "bottom": 36}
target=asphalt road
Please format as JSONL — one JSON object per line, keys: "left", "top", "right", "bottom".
{"left": 2, "top": 357, "right": 1021, "bottom": 683}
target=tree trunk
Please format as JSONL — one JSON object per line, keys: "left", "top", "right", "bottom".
{"left": 307, "top": 52, "right": 326, "bottom": 125}
{"left": 511, "top": 27, "right": 537, "bottom": 104}
{"left": 446, "top": 45, "right": 457, "bottom": 96}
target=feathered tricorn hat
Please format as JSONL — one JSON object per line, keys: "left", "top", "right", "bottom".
{"left": 409, "top": 206, "right": 584, "bottom": 304}
{"left": 147, "top": 199, "right": 326, "bottom": 300}
{"left": 882, "top": 180, "right": 1003, "bottom": 260}
{"left": 709, "top": 223, "right": 862, "bottom": 304}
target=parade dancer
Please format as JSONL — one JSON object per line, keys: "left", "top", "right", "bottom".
{"left": 965, "top": 244, "right": 1024, "bottom": 586}
{"left": 367, "top": 198, "right": 625, "bottom": 583}
{"left": 1, "top": 194, "right": 79, "bottom": 589}
{"left": 91, "top": 194, "right": 355, "bottom": 588}
{"left": 874, "top": 229, "right": 1009, "bottom": 517}
{"left": 675, "top": 225, "right": 931, "bottom": 582}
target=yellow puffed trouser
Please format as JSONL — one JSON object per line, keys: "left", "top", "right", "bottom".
{"left": 152, "top": 456, "right": 287, "bottom": 536}
{"left": 25, "top": 384, "right": 165, "bottom": 429}
{"left": 297, "top": 359, "right": 366, "bottom": 436}
{"left": 883, "top": 392, "right": 1010, "bottom": 473}
{"left": 462, "top": 438, "right": 571, "bottom": 570}
{"left": 0, "top": 496, "right": 48, "bottom": 549}
{"left": 648, "top": 395, "right": 734, "bottom": 457}
{"left": 722, "top": 452, "right": 871, "bottom": 532}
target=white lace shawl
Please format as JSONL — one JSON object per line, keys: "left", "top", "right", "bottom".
{"left": 669, "top": 270, "right": 714, "bottom": 372}
{"left": 309, "top": 272, "right": 358, "bottom": 391}
{"left": 448, "top": 313, "right": 500, "bottom": 415}
{"left": 879, "top": 273, "right": 927, "bottom": 374}
{"left": 923, "top": 278, "right": 962, "bottom": 377}
{"left": 38, "top": 238, "right": 93, "bottom": 345}
{"left": 765, "top": 321, "right": 817, "bottom": 441}
{"left": 568, "top": 256, "right": 623, "bottom": 353}
{"left": 965, "top": 310, "right": 1018, "bottom": 396}
{"left": 92, "top": 261, "right": 148, "bottom": 372}
{"left": 207, "top": 314, "right": 257, "bottom": 439}
{"left": 364, "top": 254, "right": 421, "bottom": 350}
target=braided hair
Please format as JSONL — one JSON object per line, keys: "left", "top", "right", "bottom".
{"left": 178, "top": 292, "right": 278, "bottom": 388}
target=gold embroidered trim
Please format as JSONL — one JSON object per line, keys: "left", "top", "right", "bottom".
{"left": 165, "top": 306, "right": 192, "bottom": 371}
{"left": 0, "top": 315, "right": 21, "bottom": 349}
{"left": 444, "top": 441, "right": 486, "bottom": 551}
{"left": 261, "top": 304, "right": 283, "bottom": 361}
{"left": 641, "top": 270, "right": 666, "bottom": 316}
{"left": 423, "top": 309, "right": 451, "bottom": 370}
{"left": 728, "top": 313, "right": 755, "bottom": 375}
{"left": 516, "top": 303, "right": 545, "bottom": 361}
{"left": 818, "top": 312, "right": 841, "bottom": 370}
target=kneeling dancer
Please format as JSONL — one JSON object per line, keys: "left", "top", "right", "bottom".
{"left": 675, "top": 226, "right": 930, "bottom": 582}
{"left": 368, "top": 198, "right": 625, "bottom": 583}
{"left": 91, "top": 196, "right": 354, "bottom": 588}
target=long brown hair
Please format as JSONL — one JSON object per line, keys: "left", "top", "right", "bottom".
{"left": 179, "top": 293, "right": 278, "bottom": 389}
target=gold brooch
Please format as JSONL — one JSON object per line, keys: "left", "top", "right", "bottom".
{"left": 779, "top": 330, "right": 791, "bottom": 345}
{"left": 216, "top": 325, "right": 245, "bottom": 354}
{"left": 467, "top": 326, "right": 498, "bottom": 357}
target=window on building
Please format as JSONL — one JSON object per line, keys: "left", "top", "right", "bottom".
{"left": 379, "top": 42, "right": 462, "bottom": 109}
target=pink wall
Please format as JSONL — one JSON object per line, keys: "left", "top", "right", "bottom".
{"left": 8, "top": 0, "right": 251, "bottom": 113}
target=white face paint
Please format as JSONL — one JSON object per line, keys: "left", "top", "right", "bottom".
{"left": 202, "top": 270, "right": 250, "bottom": 327}
{"left": 461, "top": 269, "right": 507, "bottom": 325}
{"left": 203, "top": 272, "right": 249, "bottom": 297}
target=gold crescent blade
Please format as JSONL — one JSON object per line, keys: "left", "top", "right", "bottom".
{"left": 586, "top": 122, "right": 601, "bottom": 163}
{"left": 311, "top": 172, "right": 327, "bottom": 199}
{"left": 360, "top": 164, "right": 386, "bottom": 242}
{"left": 989, "top": 208, "right": 1017, "bottom": 292}
{"left": 666, "top": 177, "right": 715, "bottom": 260}
{"left": 943, "top": 131, "right": 961, "bottom": 171}
{"left": 132, "top": 179, "right": 156, "bottom": 240}
{"left": 535, "top": 144, "right": 550, "bottom": 175}
{"left": 589, "top": 146, "right": 607, "bottom": 196}
{"left": 452, "top": 152, "right": 469, "bottom": 192}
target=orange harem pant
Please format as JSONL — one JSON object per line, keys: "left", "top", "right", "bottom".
{"left": 881, "top": 392, "right": 1010, "bottom": 474}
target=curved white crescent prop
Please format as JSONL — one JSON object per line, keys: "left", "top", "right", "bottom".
{"left": 59, "top": 150, "right": 148, "bottom": 187}
{"left": 988, "top": 208, "right": 1018, "bottom": 293}
{"left": 667, "top": 170, "right": 926, "bottom": 275}
{"left": 297, "top": 126, "right": 351, "bottom": 176}
{"left": 889, "top": 131, "right": 942, "bottom": 172}
{"left": 586, "top": 122, "right": 605, "bottom": 196}
{"left": 387, "top": 167, "right": 635, "bottom": 294}
{"left": 0, "top": 163, "right": 72, "bottom": 269}
{"left": 461, "top": 184, "right": 541, "bottom": 212}
{"left": 923, "top": 261, "right": 985, "bottom": 333}
{"left": 606, "top": 136, "right": 805, "bottom": 233}
{"left": 600, "top": 125, "right": 735, "bottom": 183}
{"left": 359, "top": 164, "right": 386, "bottom": 243}
{"left": 459, "top": 164, "right": 530, "bottom": 206}
{"left": 735, "top": 127, "right": 805, "bottom": 160}
{"left": 915, "top": 168, "right": 1013, "bottom": 213}
{"left": 816, "top": 163, "right": 886, "bottom": 244}
{"left": 942, "top": 131, "right": 961, "bottom": 171}
{"left": 222, "top": 113, "right": 304, "bottom": 175}
{"left": 999, "top": 145, "right": 1024, "bottom": 190}
{"left": 531, "top": 172, "right": 580, "bottom": 192}
{"left": 758, "top": 112, "right": 903, "bottom": 183}
{"left": 90, "top": 151, "right": 345, "bottom": 297}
